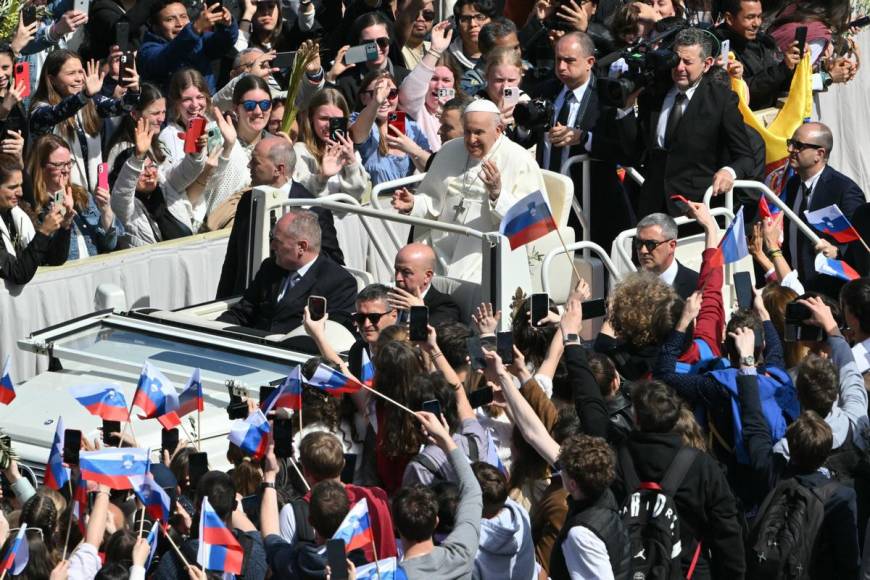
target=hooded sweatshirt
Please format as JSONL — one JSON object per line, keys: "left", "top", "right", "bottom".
{"left": 473, "top": 498, "right": 536, "bottom": 580}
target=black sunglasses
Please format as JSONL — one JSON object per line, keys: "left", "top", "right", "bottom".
{"left": 419, "top": 9, "right": 435, "bottom": 21}
{"left": 633, "top": 238, "right": 673, "bottom": 252}
{"left": 352, "top": 311, "right": 393, "bottom": 326}
{"left": 786, "top": 138, "right": 824, "bottom": 152}
{"left": 368, "top": 37, "right": 390, "bottom": 49}
{"left": 361, "top": 88, "right": 399, "bottom": 100}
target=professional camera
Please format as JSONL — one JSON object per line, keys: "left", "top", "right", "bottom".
{"left": 597, "top": 47, "right": 679, "bottom": 108}
{"left": 514, "top": 98, "right": 555, "bottom": 132}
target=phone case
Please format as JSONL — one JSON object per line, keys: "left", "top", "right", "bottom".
{"left": 13, "top": 62, "right": 30, "bottom": 98}
{"left": 184, "top": 118, "right": 206, "bottom": 154}
{"left": 97, "top": 163, "right": 109, "bottom": 190}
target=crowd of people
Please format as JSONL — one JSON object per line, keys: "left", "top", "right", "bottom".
{"left": 2, "top": 0, "right": 870, "bottom": 578}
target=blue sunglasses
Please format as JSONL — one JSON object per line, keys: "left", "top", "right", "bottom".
{"left": 241, "top": 99, "right": 272, "bottom": 112}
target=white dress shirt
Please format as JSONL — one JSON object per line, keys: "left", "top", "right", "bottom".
{"left": 659, "top": 258, "right": 680, "bottom": 287}
{"left": 789, "top": 166, "right": 826, "bottom": 263}
{"left": 543, "top": 79, "right": 591, "bottom": 170}
{"left": 277, "top": 255, "right": 318, "bottom": 302}
{"left": 655, "top": 81, "right": 702, "bottom": 148}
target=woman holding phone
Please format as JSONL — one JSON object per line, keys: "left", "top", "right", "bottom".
{"left": 349, "top": 72, "right": 431, "bottom": 185}
{"left": 479, "top": 47, "right": 530, "bottom": 146}
{"left": 0, "top": 46, "right": 28, "bottom": 164}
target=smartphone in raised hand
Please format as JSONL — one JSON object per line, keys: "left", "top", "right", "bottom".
{"left": 409, "top": 306, "right": 429, "bottom": 342}
{"left": 64, "top": 429, "right": 82, "bottom": 465}
{"left": 308, "top": 295, "right": 327, "bottom": 321}
{"left": 326, "top": 539, "right": 349, "bottom": 580}
{"left": 530, "top": 293, "right": 549, "bottom": 328}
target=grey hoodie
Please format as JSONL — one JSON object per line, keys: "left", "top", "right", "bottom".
{"left": 473, "top": 498, "right": 536, "bottom": 580}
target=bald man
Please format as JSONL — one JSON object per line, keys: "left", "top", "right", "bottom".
{"left": 388, "top": 243, "right": 462, "bottom": 327}
{"left": 783, "top": 122, "right": 865, "bottom": 292}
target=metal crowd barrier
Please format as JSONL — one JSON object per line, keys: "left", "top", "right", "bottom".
{"left": 540, "top": 241, "right": 624, "bottom": 296}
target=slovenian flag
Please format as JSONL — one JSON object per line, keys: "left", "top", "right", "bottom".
{"left": 360, "top": 349, "right": 375, "bottom": 387}
{"left": 197, "top": 497, "right": 243, "bottom": 575}
{"left": 0, "top": 524, "right": 29, "bottom": 575}
{"left": 79, "top": 447, "right": 150, "bottom": 490}
{"left": 129, "top": 472, "right": 172, "bottom": 523}
{"left": 134, "top": 362, "right": 181, "bottom": 429}
{"left": 758, "top": 195, "right": 780, "bottom": 218}
{"left": 228, "top": 409, "right": 270, "bottom": 460}
{"left": 499, "top": 190, "right": 557, "bottom": 250}
{"left": 176, "top": 368, "right": 204, "bottom": 418}
{"left": 144, "top": 521, "right": 160, "bottom": 569}
{"left": 72, "top": 471, "right": 88, "bottom": 534}
{"left": 332, "top": 498, "right": 374, "bottom": 553}
{"left": 44, "top": 417, "right": 70, "bottom": 491}
{"left": 814, "top": 253, "right": 860, "bottom": 281}
{"left": 356, "top": 557, "right": 406, "bottom": 580}
{"left": 307, "top": 364, "right": 363, "bottom": 396}
{"left": 69, "top": 384, "right": 130, "bottom": 421}
{"left": 0, "top": 356, "right": 15, "bottom": 405}
{"left": 263, "top": 366, "right": 303, "bottom": 412}
{"left": 711, "top": 207, "right": 749, "bottom": 267}
{"left": 804, "top": 204, "right": 861, "bottom": 244}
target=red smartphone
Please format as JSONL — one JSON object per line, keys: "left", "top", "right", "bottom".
{"left": 669, "top": 194, "right": 691, "bottom": 213}
{"left": 184, "top": 117, "right": 206, "bottom": 154}
{"left": 13, "top": 62, "right": 30, "bottom": 98}
{"left": 97, "top": 162, "right": 109, "bottom": 190}
{"left": 388, "top": 111, "right": 406, "bottom": 134}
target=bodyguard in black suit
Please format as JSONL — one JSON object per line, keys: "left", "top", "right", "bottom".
{"left": 781, "top": 122, "right": 866, "bottom": 290}
{"left": 388, "top": 243, "right": 461, "bottom": 327}
{"left": 215, "top": 137, "right": 344, "bottom": 299}
{"left": 218, "top": 210, "right": 358, "bottom": 335}
{"left": 635, "top": 212, "right": 699, "bottom": 300}
{"left": 614, "top": 28, "right": 756, "bottom": 217}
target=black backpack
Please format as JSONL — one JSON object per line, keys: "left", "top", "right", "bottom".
{"left": 746, "top": 478, "right": 838, "bottom": 580}
{"left": 619, "top": 446, "right": 700, "bottom": 580}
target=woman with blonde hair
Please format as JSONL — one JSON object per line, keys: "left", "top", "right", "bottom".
{"left": 479, "top": 45, "right": 530, "bottom": 144}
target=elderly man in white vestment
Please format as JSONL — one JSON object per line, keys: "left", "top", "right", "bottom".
{"left": 391, "top": 99, "right": 547, "bottom": 282}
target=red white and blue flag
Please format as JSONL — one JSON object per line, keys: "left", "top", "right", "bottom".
{"left": 197, "top": 496, "right": 244, "bottom": 575}
{"left": 332, "top": 498, "right": 374, "bottom": 553}
{"left": 814, "top": 253, "right": 861, "bottom": 282}
{"left": 79, "top": 447, "right": 150, "bottom": 490}
{"left": 356, "top": 557, "right": 406, "bottom": 580}
{"left": 758, "top": 194, "right": 781, "bottom": 218}
{"left": 360, "top": 349, "right": 375, "bottom": 388}
{"left": 176, "top": 368, "right": 204, "bottom": 418}
{"left": 144, "top": 521, "right": 160, "bottom": 569}
{"left": 69, "top": 384, "right": 130, "bottom": 421}
{"left": 134, "top": 362, "right": 181, "bottom": 429}
{"left": 129, "top": 472, "right": 172, "bottom": 523}
{"left": 0, "top": 355, "right": 15, "bottom": 405}
{"left": 44, "top": 417, "right": 70, "bottom": 491}
{"left": 228, "top": 409, "right": 270, "bottom": 460}
{"left": 72, "top": 471, "right": 89, "bottom": 534}
{"left": 804, "top": 204, "right": 862, "bottom": 244}
{"left": 499, "top": 190, "right": 557, "bottom": 250}
{"left": 262, "top": 366, "right": 303, "bottom": 412}
{"left": 307, "top": 364, "right": 363, "bottom": 396}
{"left": 0, "top": 524, "right": 29, "bottom": 575}
{"left": 711, "top": 207, "right": 749, "bottom": 267}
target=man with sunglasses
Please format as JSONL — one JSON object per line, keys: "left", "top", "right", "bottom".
{"left": 399, "top": 1, "right": 437, "bottom": 70}
{"left": 635, "top": 212, "right": 699, "bottom": 300}
{"left": 782, "top": 122, "right": 865, "bottom": 292}
{"left": 346, "top": 284, "right": 399, "bottom": 379}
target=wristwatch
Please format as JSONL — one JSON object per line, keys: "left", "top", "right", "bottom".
{"left": 259, "top": 481, "right": 276, "bottom": 493}
{"left": 563, "top": 333, "right": 580, "bottom": 344}
{"left": 739, "top": 355, "right": 756, "bottom": 367}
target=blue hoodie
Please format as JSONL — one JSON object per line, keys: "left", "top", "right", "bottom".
{"left": 473, "top": 498, "right": 536, "bottom": 580}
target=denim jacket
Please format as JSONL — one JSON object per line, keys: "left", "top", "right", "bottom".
{"left": 68, "top": 194, "right": 123, "bottom": 260}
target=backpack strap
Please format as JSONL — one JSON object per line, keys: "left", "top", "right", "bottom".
{"left": 411, "top": 451, "right": 442, "bottom": 479}
{"left": 291, "top": 498, "right": 316, "bottom": 543}
{"left": 659, "top": 447, "right": 699, "bottom": 496}
{"left": 618, "top": 446, "right": 641, "bottom": 492}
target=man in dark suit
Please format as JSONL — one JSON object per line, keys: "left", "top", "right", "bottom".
{"left": 217, "top": 210, "right": 358, "bottom": 335}
{"left": 636, "top": 212, "right": 698, "bottom": 299}
{"left": 526, "top": 31, "right": 632, "bottom": 247}
{"left": 615, "top": 28, "right": 756, "bottom": 217}
{"left": 388, "top": 243, "right": 462, "bottom": 327}
{"left": 782, "top": 122, "right": 866, "bottom": 292}
{"left": 215, "top": 137, "right": 343, "bottom": 299}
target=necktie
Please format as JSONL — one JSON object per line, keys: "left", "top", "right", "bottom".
{"left": 549, "top": 91, "right": 575, "bottom": 172}
{"left": 277, "top": 272, "right": 302, "bottom": 302}
{"left": 664, "top": 92, "right": 687, "bottom": 149}
{"left": 789, "top": 183, "right": 811, "bottom": 271}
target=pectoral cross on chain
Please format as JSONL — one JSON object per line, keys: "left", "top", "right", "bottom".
{"left": 452, "top": 198, "right": 466, "bottom": 219}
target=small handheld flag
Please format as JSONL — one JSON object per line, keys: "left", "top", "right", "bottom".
{"left": 144, "top": 521, "right": 160, "bottom": 570}
{"left": 44, "top": 417, "right": 70, "bottom": 491}
{"left": 197, "top": 497, "right": 243, "bottom": 575}
{"left": 0, "top": 356, "right": 15, "bottom": 405}
{"left": 176, "top": 368, "right": 204, "bottom": 418}
{"left": 134, "top": 362, "right": 181, "bottom": 429}
{"left": 332, "top": 498, "right": 374, "bottom": 553}
{"left": 129, "top": 473, "right": 172, "bottom": 523}
{"left": 814, "top": 253, "right": 860, "bottom": 282}
{"left": 804, "top": 204, "right": 861, "bottom": 243}
{"left": 79, "top": 447, "right": 150, "bottom": 489}
{"left": 72, "top": 471, "right": 89, "bottom": 534}
{"left": 307, "top": 364, "right": 363, "bottom": 396}
{"left": 262, "top": 366, "right": 303, "bottom": 412}
{"left": 356, "top": 557, "right": 406, "bottom": 580}
{"left": 0, "top": 524, "right": 29, "bottom": 575}
{"left": 499, "top": 190, "right": 557, "bottom": 250}
{"left": 711, "top": 207, "right": 749, "bottom": 267}
{"left": 360, "top": 349, "right": 375, "bottom": 388}
{"left": 228, "top": 409, "right": 270, "bottom": 459}
{"left": 69, "top": 384, "right": 130, "bottom": 421}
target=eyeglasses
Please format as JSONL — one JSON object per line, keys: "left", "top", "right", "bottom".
{"left": 786, "top": 138, "right": 824, "bottom": 152}
{"left": 361, "top": 88, "right": 399, "bottom": 100}
{"left": 45, "top": 161, "right": 73, "bottom": 170}
{"left": 242, "top": 99, "right": 272, "bottom": 112}
{"left": 8, "top": 527, "right": 43, "bottom": 538}
{"left": 457, "top": 13, "right": 489, "bottom": 25}
{"left": 419, "top": 9, "right": 436, "bottom": 21}
{"left": 352, "top": 311, "right": 393, "bottom": 326}
{"left": 633, "top": 238, "right": 673, "bottom": 252}
{"left": 365, "top": 37, "right": 390, "bottom": 49}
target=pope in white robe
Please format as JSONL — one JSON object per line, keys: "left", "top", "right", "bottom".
{"left": 392, "top": 100, "right": 547, "bottom": 282}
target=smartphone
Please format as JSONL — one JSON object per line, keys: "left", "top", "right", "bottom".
{"left": 308, "top": 295, "right": 327, "bottom": 321}
{"left": 719, "top": 39, "right": 730, "bottom": 66}
{"left": 795, "top": 25, "right": 808, "bottom": 58}
{"left": 326, "top": 539, "right": 349, "bottom": 580}
{"left": 119, "top": 51, "right": 135, "bottom": 86}
{"left": 437, "top": 88, "right": 455, "bottom": 101}
{"left": 669, "top": 194, "right": 691, "bottom": 213}
{"left": 188, "top": 452, "right": 208, "bottom": 489}
{"left": 206, "top": 125, "right": 222, "bottom": 154}
{"left": 102, "top": 420, "right": 121, "bottom": 447}
{"left": 468, "top": 386, "right": 494, "bottom": 409}
{"left": 259, "top": 385, "right": 277, "bottom": 404}
{"left": 466, "top": 335, "right": 486, "bottom": 370}
{"left": 344, "top": 42, "right": 379, "bottom": 65}
{"left": 271, "top": 51, "right": 295, "bottom": 69}
{"left": 273, "top": 418, "right": 293, "bottom": 459}
{"left": 409, "top": 305, "right": 429, "bottom": 342}
{"left": 53, "top": 190, "right": 67, "bottom": 216}
{"left": 503, "top": 87, "right": 520, "bottom": 107}
{"left": 784, "top": 301, "right": 823, "bottom": 342}
{"left": 183, "top": 117, "right": 206, "bottom": 154}
{"left": 422, "top": 399, "right": 442, "bottom": 416}
{"left": 388, "top": 111, "right": 406, "bottom": 134}
{"left": 63, "top": 429, "right": 82, "bottom": 465}
{"left": 785, "top": 301, "right": 811, "bottom": 323}
{"left": 161, "top": 428, "right": 179, "bottom": 456}
{"left": 329, "top": 117, "right": 347, "bottom": 142}
{"left": 340, "top": 453, "right": 356, "bottom": 484}
{"left": 496, "top": 331, "right": 514, "bottom": 364}
{"left": 847, "top": 15, "right": 870, "bottom": 28}
{"left": 74, "top": 0, "right": 89, "bottom": 15}
{"left": 115, "top": 21, "right": 130, "bottom": 51}
{"left": 733, "top": 271, "right": 753, "bottom": 310}
{"left": 22, "top": 5, "right": 37, "bottom": 26}
{"left": 226, "top": 384, "right": 248, "bottom": 420}
{"left": 13, "top": 62, "right": 30, "bottom": 99}
{"left": 97, "top": 162, "right": 109, "bottom": 190}
{"left": 530, "top": 293, "right": 550, "bottom": 328}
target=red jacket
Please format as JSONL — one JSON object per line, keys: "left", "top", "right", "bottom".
{"left": 677, "top": 247, "right": 725, "bottom": 365}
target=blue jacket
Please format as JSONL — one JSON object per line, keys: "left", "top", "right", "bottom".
{"left": 137, "top": 22, "right": 239, "bottom": 92}
{"left": 68, "top": 194, "right": 123, "bottom": 260}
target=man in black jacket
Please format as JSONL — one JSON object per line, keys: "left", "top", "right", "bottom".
{"left": 635, "top": 213, "right": 698, "bottom": 300}
{"left": 388, "top": 243, "right": 461, "bottom": 327}
{"left": 215, "top": 136, "right": 343, "bottom": 299}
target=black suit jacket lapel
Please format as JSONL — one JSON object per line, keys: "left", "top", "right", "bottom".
{"left": 807, "top": 166, "right": 833, "bottom": 211}
{"left": 275, "top": 259, "right": 320, "bottom": 310}
{"left": 673, "top": 77, "right": 707, "bottom": 145}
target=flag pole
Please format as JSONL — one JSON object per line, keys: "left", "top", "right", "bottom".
{"left": 370, "top": 535, "right": 382, "bottom": 580}
{"left": 197, "top": 406, "right": 202, "bottom": 451}
{"left": 138, "top": 506, "right": 146, "bottom": 537}
{"left": 553, "top": 227, "right": 583, "bottom": 284}
{"left": 176, "top": 420, "right": 195, "bottom": 451}
{"left": 359, "top": 384, "right": 417, "bottom": 417}
{"left": 287, "top": 456, "right": 310, "bottom": 492}
{"left": 62, "top": 479, "right": 74, "bottom": 560}
{"left": 161, "top": 524, "right": 191, "bottom": 568}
